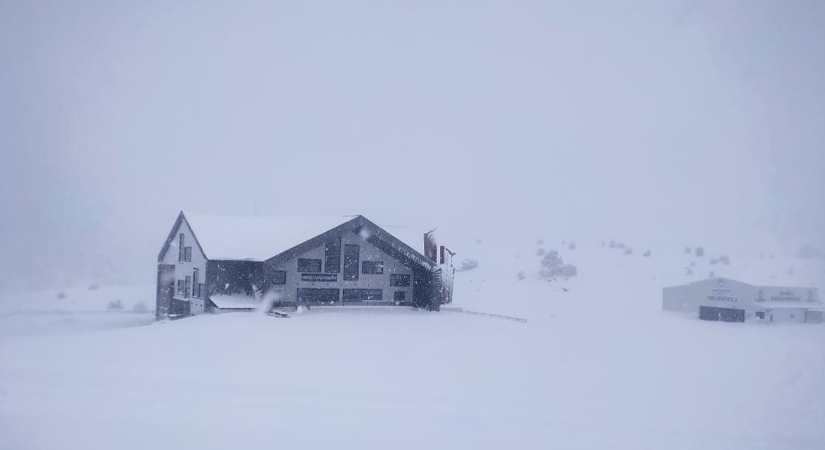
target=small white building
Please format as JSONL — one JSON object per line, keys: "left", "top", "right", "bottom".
{"left": 663, "top": 277, "right": 822, "bottom": 324}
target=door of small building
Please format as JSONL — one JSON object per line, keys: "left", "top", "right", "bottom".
{"left": 156, "top": 264, "right": 175, "bottom": 320}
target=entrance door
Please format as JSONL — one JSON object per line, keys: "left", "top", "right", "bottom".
{"left": 156, "top": 264, "right": 175, "bottom": 320}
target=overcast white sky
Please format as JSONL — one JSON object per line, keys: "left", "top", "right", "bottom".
{"left": 1, "top": 0, "right": 823, "bottom": 290}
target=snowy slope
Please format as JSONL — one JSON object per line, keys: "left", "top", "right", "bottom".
{"left": 1, "top": 241, "right": 824, "bottom": 450}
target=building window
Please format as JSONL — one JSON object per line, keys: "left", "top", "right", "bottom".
{"left": 325, "top": 238, "right": 341, "bottom": 273}
{"left": 756, "top": 311, "right": 765, "bottom": 320}
{"left": 297, "top": 258, "right": 322, "bottom": 273}
{"left": 273, "top": 270, "right": 287, "bottom": 285}
{"left": 297, "top": 288, "right": 340, "bottom": 302}
{"left": 394, "top": 291, "right": 406, "bottom": 302}
{"left": 390, "top": 274, "right": 411, "bottom": 287}
{"left": 184, "top": 276, "right": 191, "bottom": 299}
{"left": 177, "top": 280, "right": 184, "bottom": 295}
{"left": 198, "top": 283, "right": 205, "bottom": 299}
{"left": 178, "top": 233, "right": 184, "bottom": 262}
{"left": 343, "top": 289, "right": 383, "bottom": 301}
{"left": 192, "top": 268, "right": 200, "bottom": 298}
{"left": 362, "top": 261, "right": 384, "bottom": 275}
{"left": 343, "top": 245, "right": 360, "bottom": 281}
{"left": 184, "top": 247, "right": 192, "bottom": 262}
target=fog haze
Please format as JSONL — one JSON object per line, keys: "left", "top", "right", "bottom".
{"left": 1, "top": 0, "right": 823, "bottom": 290}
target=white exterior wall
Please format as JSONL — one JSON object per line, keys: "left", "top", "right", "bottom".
{"left": 267, "top": 230, "right": 415, "bottom": 305}
{"left": 161, "top": 219, "right": 208, "bottom": 314}
{"left": 765, "top": 308, "right": 809, "bottom": 323}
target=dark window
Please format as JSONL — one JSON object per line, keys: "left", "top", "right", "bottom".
{"left": 324, "top": 238, "right": 341, "bottom": 273}
{"left": 343, "top": 245, "right": 360, "bottom": 281}
{"left": 192, "top": 268, "right": 200, "bottom": 298}
{"left": 198, "top": 283, "right": 205, "bottom": 299}
{"left": 184, "top": 276, "right": 191, "bottom": 299}
{"left": 297, "top": 288, "right": 340, "bottom": 302}
{"left": 184, "top": 247, "right": 192, "bottom": 262}
{"left": 178, "top": 233, "right": 184, "bottom": 262}
{"left": 272, "top": 270, "right": 287, "bottom": 285}
{"left": 297, "top": 258, "right": 322, "bottom": 273}
{"left": 394, "top": 291, "right": 406, "bottom": 302}
{"left": 343, "top": 289, "right": 383, "bottom": 301}
{"left": 440, "top": 246, "right": 445, "bottom": 264}
{"left": 756, "top": 311, "right": 766, "bottom": 319}
{"left": 362, "top": 261, "right": 384, "bottom": 275}
{"left": 390, "top": 274, "right": 411, "bottom": 287}
{"left": 177, "top": 280, "right": 184, "bottom": 295}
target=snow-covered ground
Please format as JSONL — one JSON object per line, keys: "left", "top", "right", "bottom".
{"left": 1, "top": 241, "right": 824, "bottom": 450}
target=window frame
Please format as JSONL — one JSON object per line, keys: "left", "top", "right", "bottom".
{"left": 343, "top": 288, "right": 383, "bottom": 301}
{"left": 343, "top": 244, "right": 360, "bottom": 281}
{"left": 297, "top": 258, "right": 322, "bottom": 273}
{"left": 184, "top": 276, "right": 191, "bottom": 299}
{"left": 272, "top": 270, "right": 287, "bottom": 285}
{"left": 184, "top": 247, "right": 192, "bottom": 262}
{"left": 390, "top": 274, "right": 411, "bottom": 287}
{"left": 361, "top": 260, "right": 384, "bottom": 275}
{"left": 192, "top": 268, "right": 200, "bottom": 298}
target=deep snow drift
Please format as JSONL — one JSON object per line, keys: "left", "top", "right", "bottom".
{"left": 1, "top": 239, "right": 823, "bottom": 450}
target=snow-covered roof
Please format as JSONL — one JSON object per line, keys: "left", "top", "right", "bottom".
{"left": 209, "top": 294, "right": 262, "bottom": 310}
{"left": 758, "top": 302, "right": 824, "bottom": 309}
{"left": 182, "top": 211, "right": 425, "bottom": 262}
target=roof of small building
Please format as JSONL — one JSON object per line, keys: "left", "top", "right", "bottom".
{"left": 173, "top": 211, "right": 429, "bottom": 263}
{"left": 758, "top": 302, "right": 824, "bottom": 310}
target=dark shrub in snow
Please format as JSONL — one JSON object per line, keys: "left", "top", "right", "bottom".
{"left": 694, "top": 247, "right": 704, "bottom": 257}
{"left": 623, "top": 248, "right": 633, "bottom": 255}
{"left": 88, "top": 284, "right": 99, "bottom": 291}
{"left": 56, "top": 291, "right": 67, "bottom": 300}
{"left": 132, "top": 301, "right": 148, "bottom": 313}
{"left": 643, "top": 250, "right": 651, "bottom": 257}
{"left": 107, "top": 299, "right": 123, "bottom": 310}
{"left": 458, "top": 259, "right": 479, "bottom": 271}
{"left": 516, "top": 271, "right": 526, "bottom": 281}
{"left": 568, "top": 241, "right": 577, "bottom": 250}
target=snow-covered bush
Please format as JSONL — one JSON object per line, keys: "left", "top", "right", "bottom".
{"left": 694, "top": 247, "right": 704, "bottom": 257}
{"left": 458, "top": 259, "right": 478, "bottom": 271}
{"left": 88, "top": 284, "right": 99, "bottom": 291}
{"left": 568, "top": 241, "right": 577, "bottom": 250}
{"left": 538, "top": 250, "right": 577, "bottom": 281}
{"left": 536, "top": 239, "right": 545, "bottom": 246}
{"left": 132, "top": 301, "right": 148, "bottom": 313}
{"left": 107, "top": 299, "right": 123, "bottom": 310}
{"left": 516, "top": 271, "right": 526, "bottom": 281}
{"left": 56, "top": 291, "right": 67, "bottom": 300}
{"left": 684, "top": 246, "right": 692, "bottom": 254}
{"left": 643, "top": 250, "right": 651, "bottom": 257}
{"left": 685, "top": 267, "right": 693, "bottom": 276}
{"left": 623, "top": 248, "right": 633, "bottom": 255}
{"left": 536, "top": 247, "right": 545, "bottom": 256}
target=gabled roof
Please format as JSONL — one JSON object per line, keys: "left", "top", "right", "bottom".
{"left": 158, "top": 211, "right": 436, "bottom": 270}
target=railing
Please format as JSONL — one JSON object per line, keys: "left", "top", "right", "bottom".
{"left": 441, "top": 306, "right": 527, "bottom": 324}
